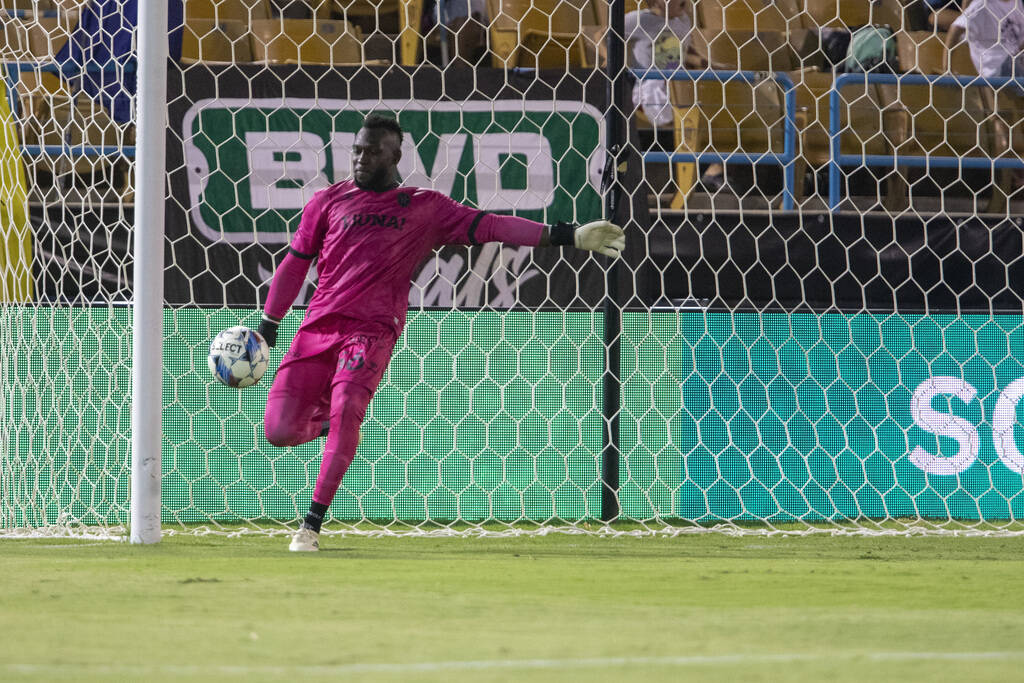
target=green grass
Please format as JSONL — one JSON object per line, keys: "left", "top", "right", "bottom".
{"left": 2, "top": 533, "right": 1024, "bottom": 682}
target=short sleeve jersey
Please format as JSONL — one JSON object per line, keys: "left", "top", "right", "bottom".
{"left": 290, "top": 180, "right": 487, "bottom": 334}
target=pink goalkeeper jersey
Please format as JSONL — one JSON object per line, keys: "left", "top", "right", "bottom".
{"left": 272, "top": 180, "right": 544, "bottom": 335}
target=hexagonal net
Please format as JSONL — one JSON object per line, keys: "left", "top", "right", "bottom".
{"left": 5, "top": 0, "right": 1024, "bottom": 540}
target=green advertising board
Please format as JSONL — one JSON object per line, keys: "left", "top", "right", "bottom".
{"left": 652, "top": 311, "right": 1024, "bottom": 523}
{"left": 7, "top": 308, "right": 1024, "bottom": 527}
{"left": 182, "top": 99, "right": 605, "bottom": 244}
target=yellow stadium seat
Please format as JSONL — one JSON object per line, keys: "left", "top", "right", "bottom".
{"left": 895, "top": 30, "right": 975, "bottom": 76}
{"left": 787, "top": 71, "right": 904, "bottom": 205}
{"left": 249, "top": 17, "right": 362, "bottom": 64}
{"left": 669, "top": 73, "right": 787, "bottom": 206}
{"left": 802, "top": 0, "right": 902, "bottom": 29}
{"left": 0, "top": 14, "right": 73, "bottom": 62}
{"left": 183, "top": 0, "right": 271, "bottom": 21}
{"left": 332, "top": 0, "right": 401, "bottom": 33}
{"left": 181, "top": 18, "right": 254, "bottom": 63}
{"left": 2, "top": 1, "right": 54, "bottom": 11}
{"left": 695, "top": 0, "right": 788, "bottom": 32}
{"left": 694, "top": 28, "right": 799, "bottom": 71}
{"left": 486, "top": 0, "right": 601, "bottom": 69}
{"left": 271, "top": 0, "right": 335, "bottom": 19}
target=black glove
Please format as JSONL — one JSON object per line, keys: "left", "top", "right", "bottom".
{"left": 258, "top": 315, "right": 279, "bottom": 348}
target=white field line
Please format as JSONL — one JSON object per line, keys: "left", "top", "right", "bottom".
{"left": 5, "top": 652, "right": 1024, "bottom": 677}
{"left": 8, "top": 523, "right": 1024, "bottom": 540}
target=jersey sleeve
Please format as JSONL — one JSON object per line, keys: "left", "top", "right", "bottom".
{"left": 433, "top": 192, "right": 490, "bottom": 246}
{"left": 263, "top": 191, "right": 327, "bottom": 321}
{"left": 289, "top": 189, "right": 329, "bottom": 258}
{"left": 433, "top": 193, "right": 544, "bottom": 247}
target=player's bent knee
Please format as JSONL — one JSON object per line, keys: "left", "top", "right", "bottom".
{"left": 264, "top": 419, "right": 302, "bottom": 447}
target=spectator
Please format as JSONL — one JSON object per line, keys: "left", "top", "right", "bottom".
{"left": 945, "top": 0, "right": 1024, "bottom": 77}
{"left": 625, "top": 0, "right": 724, "bottom": 188}
{"left": 422, "top": 0, "right": 488, "bottom": 66}
{"left": 945, "top": 0, "right": 1024, "bottom": 203}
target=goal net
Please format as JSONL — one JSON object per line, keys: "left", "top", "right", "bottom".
{"left": 4, "top": 0, "right": 1024, "bottom": 539}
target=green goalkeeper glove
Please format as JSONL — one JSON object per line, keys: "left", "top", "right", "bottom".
{"left": 574, "top": 220, "right": 626, "bottom": 258}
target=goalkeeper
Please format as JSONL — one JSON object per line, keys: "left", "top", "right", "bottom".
{"left": 259, "top": 113, "right": 625, "bottom": 552}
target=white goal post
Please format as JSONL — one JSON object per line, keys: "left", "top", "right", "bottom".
{"left": 130, "top": 0, "right": 167, "bottom": 544}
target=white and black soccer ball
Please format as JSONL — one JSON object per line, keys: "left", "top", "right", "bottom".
{"left": 208, "top": 325, "right": 270, "bottom": 388}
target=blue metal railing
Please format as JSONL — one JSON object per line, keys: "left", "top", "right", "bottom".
{"left": 3, "top": 61, "right": 137, "bottom": 160}
{"left": 633, "top": 68, "right": 798, "bottom": 210}
{"left": 828, "top": 72, "right": 1024, "bottom": 211}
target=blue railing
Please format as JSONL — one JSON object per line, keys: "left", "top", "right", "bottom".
{"left": 636, "top": 69, "right": 1024, "bottom": 212}
{"left": 633, "top": 69, "right": 798, "bottom": 210}
{"left": 3, "top": 61, "right": 136, "bottom": 160}
{"left": 828, "top": 72, "right": 1024, "bottom": 211}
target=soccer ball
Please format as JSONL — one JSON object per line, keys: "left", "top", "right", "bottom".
{"left": 208, "top": 325, "right": 270, "bottom": 388}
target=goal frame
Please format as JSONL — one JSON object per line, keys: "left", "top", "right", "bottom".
{"left": 130, "top": 0, "right": 167, "bottom": 545}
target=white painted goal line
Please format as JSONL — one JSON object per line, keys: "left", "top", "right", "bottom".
{"left": 5, "top": 651, "right": 1024, "bottom": 676}
{"left": 6, "top": 522, "right": 1024, "bottom": 541}
{"left": 9, "top": 520, "right": 1024, "bottom": 540}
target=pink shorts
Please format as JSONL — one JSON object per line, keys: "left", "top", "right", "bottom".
{"left": 270, "top": 317, "right": 398, "bottom": 412}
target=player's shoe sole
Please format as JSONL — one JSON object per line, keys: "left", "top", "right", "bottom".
{"left": 289, "top": 526, "right": 319, "bottom": 552}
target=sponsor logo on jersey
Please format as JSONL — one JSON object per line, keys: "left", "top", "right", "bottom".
{"left": 341, "top": 212, "right": 407, "bottom": 231}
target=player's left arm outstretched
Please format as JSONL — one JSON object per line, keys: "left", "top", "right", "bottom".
{"left": 434, "top": 195, "right": 625, "bottom": 257}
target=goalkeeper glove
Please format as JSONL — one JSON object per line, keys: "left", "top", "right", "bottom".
{"left": 258, "top": 315, "right": 279, "bottom": 348}
{"left": 550, "top": 220, "right": 626, "bottom": 258}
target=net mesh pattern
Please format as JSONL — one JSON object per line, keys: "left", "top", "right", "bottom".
{"left": 4, "top": 0, "right": 1024, "bottom": 538}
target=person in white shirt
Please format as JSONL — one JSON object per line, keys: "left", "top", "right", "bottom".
{"left": 945, "top": 0, "right": 1024, "bottom": 77}
{"left": 945, "top": 0, "right": 1024, "bottom": 205}
{"left": 625, "top": 0, "right": 692, "bottom": 126}
{"left": 624, "top": 0, "right": 725, "bottom": 189}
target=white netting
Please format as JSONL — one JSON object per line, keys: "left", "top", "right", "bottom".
{"left": 5, "top": 0, "right": 1024, "bottom": 539}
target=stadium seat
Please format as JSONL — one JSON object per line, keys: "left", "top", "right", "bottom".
{"left": 332, "top": 0, "right": 401, "bottom": 34}
{"left": 694, "top": 28, "right": 799, "bottom": 71}
{"left": 2, "top": 0, "right": 54, "bottom": 11}
{"left": 183, "top": 0, "right": 271, "bottom": 22}
{"left": 895, "top": 30, "right": 975, "bottom": 76}
{"left": 694, "top": 0, "right": 790, "bottom": 32}
{"left": 668, "top": 73, "right": 787, "bottom": 207}
{"left": 589, "top": 0, "right": 642, "bottom": 67}
{"left": 13, "top": 71, "right": 72, "bottom": 152}
{"left": 0, "top": 13, "right": 72, "bottom": 62}
{"left": 270, "top": 0, "right": 334, "bottom": 19}
{"left": 786, "top": 71, "right": 907, "bottom": 206}
{"left": 880, "top": 82, "right": 989, "bottom": 159}
{"left": 48, "top": 95, "right": 136, "bottom": 204}
{"left": 181, "top": 18, "right": 253, "bottom": 63}
{"left": 486, "top": 0, "right": 601, "bottom": 69}
{"left": 802, "top": 0, "right": 902, "bottom": 29}
{"left": 249, "top": 17, "right": 362, "bottom": 64}
{"left": 888, "top": 31, "right": 1016, "bottom": 212}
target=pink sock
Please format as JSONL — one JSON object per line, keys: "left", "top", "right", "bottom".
{"left": 312, "top": 381, "right": 370, "bottom": 506}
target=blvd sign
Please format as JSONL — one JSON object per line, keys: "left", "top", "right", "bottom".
{"left": 181, "top": 99, "right": 605, "bottom": 244}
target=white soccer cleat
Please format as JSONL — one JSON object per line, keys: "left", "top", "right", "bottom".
{"left": 289, "top": 525, "right": 320, "bottom": 552}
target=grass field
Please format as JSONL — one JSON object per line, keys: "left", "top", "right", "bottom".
{"left": 2, "top": 532, "right": 1024, "bottom": 682}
